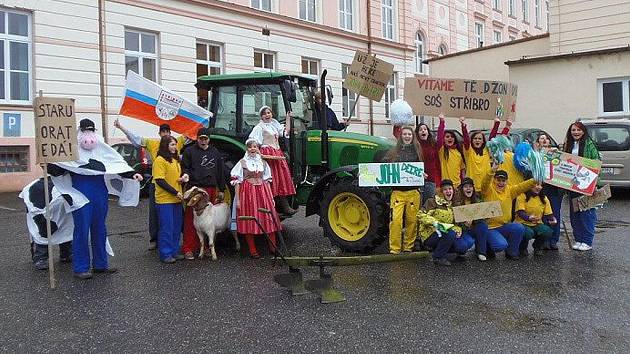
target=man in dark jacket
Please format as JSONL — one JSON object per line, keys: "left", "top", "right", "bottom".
{"left": 315, "top": 91, "right": 350, "bottom": 131}
{"left": 180, "top": 127, "right": 227, "bottom": 259}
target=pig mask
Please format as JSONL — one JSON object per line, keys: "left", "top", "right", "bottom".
{"left": 79, "top": 130, "right": 98, "bottom": 151}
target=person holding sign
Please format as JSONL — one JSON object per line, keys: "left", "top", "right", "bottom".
{"left": 415, "top": 123, "right": 440, "bottom": 204}
{"left": 248, "top": 106, "right": 297, "bottom": 216}
{"left": 437, "top": 114, "right": 465, "bottom": 187}
{"left": 481, "top": 163, "right": 537, "bottom": 260}
{"left": 383, "top": 126, "right": 424, "bottom": 254}
{"left": 456, "top": 177, "right": 494, "bottom": 261}
{"left": 563, "top": 122, "right": 601, "bottom": 251}
{"left": 514, "top": 183, "right": 557, "bottom": 256}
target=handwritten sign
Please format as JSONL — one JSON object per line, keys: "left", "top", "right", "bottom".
{"left": 342, "top": 50, "right": 394, "bottom": 102}
{"left": 33, "top": 97, "right": 78, "bottom": 164}
{"left": 543, "top": 149, "right": 601, "bottom": 196}
{"left": 403, "top": 76, "right": 518, "bottom": 120}
{"left": 453, "top": 201, "right": 503, "bottom": 222}
{"left": 571, "top": 184, "right": 611, "bottom": 211}
{"left": 358, "top": 162, "right": 424, "bottom": 187}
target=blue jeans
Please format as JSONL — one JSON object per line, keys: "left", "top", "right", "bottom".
{"left": 469, "top": 221, "right": 492, "bottom": 255}
{"left": 156, "top": 203, "right": 183, "bottom": 261}
{"left": 421, "top": 182, "right": 436, "bottom": 206}
{"left": 569, "top": 203, "right": 597, "bottom": 246}
{"left": 148, "top": 183, "right": 159, "bottom": 244}
{"left": 452, "top": 232, "right": 475, "bottom": 254}
{"left": 488, "top": 223, "right": 525, "bottom": 257}
{"left": 548, "top": 194, "right": 562, "bottom": 245}
{"left": 424, "top": 230, "right": 456, "bottom": 259}
{"left": 32, "top": 242, "right": 72, "bottom": 264}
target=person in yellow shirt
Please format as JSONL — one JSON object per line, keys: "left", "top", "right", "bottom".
{"left": 114, "top": 119, "right": 186, "bottom": 250}
{"left": 437, "top": 114, "right": 465, "bottom": 187}
{"left": 515, "top": 183, "right": 557, "bottom": 256}
{"left": 459, "top": 117, "right": 506, "bottom": 190}
{"left": 153, "top": 136, "right": 186, "bottom": 263}
{"left": 481, "top": 163, "right": 537, "bottom": 260}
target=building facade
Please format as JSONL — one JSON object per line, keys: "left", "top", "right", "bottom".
{"left": 0, "top": 0, "right": 548, "bottom": 192}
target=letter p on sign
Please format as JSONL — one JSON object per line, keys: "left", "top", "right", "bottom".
{"left": 3, "top": 113, "right": 21, "bottom": 137}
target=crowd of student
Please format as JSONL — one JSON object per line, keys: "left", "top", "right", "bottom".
{"left": 386, "top": 115, "right": 601, "bottom": 266}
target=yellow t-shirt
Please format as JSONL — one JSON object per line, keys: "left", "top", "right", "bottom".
{"left": 481, "top": 171, "right": 537, "bottom": 229}
{"left": 143, "top": 135, "right": 186, "bottom": 161}
{"left": 515, "top": 193, "right": 553, "bottom": 227}
{"left": 153, "top": 156, "right": 182, "bottom": 204}
{"left": 439, "top": 146, "right": 464, "bottom": 187}
{"left": 464, "top": 147, "right": 491, "bottom": 190}
{"left": 499, "top": 151, "right": 525, "bottom": 188}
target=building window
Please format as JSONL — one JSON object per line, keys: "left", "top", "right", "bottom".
{"left": 125, "top": 29, "right": 158, "bottom": 82}
{"left": 493, "top": 0, "right": 501, "bottom": 11}
{"left": 384, "top": 73, "right": 397, "bottom": 118}
{"left": 339, "top": 0, "right": 354, "bottom": 31}
{"left": 0, "top": 145, "right": 29, "bottom": 173}
{"left": 301, "top": 58, "right": 319, "bottom": 77}
{"left": 534, "top": 0, "right": 541, "bottom": 26}
{"left": 381, "top": 0, "right": 395, "bottom": 40}
{"left": 414, "top": 32, "right": 425, "bottom": 73}
{"left": 0, "top": 9, "right": 31, "bottom": 103}
{"left": 254, "top": 50, "right": 275, "bottom": 69}
{"left": 341, "top": 64, "right": 356, "bottom": 118}
{"left": 508, "top": 0, "right": 516, "bottom": 16}
{"left": 196, "top": 42, "right": 222, "bottom": 108}
{"left": 475, "top": 22, "right": 484, "bottom": 48}
{"left": 438, "top": 43, "right": 448, "bottom": 55}
{"left": 599, "top": 78, "right": 630, "bottom": 117}
{"left": 251, "top": 0, "right": 271, "bottom": 11}
{"left": 299, "top": 0, "right": 317, "bottom": 22}
{"left": 493, "top": 30, "right": 502, "bottom": 44}
{"left": 522, "top": 0, "right": 529, "bottom": 22}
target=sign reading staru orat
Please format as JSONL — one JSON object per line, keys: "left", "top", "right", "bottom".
{"left": 33, "top": 97, "right": 78, "bottom": 164}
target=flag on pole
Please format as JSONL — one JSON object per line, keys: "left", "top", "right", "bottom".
{"left": 119, "top": 71, "right": 210, "bottom": 139}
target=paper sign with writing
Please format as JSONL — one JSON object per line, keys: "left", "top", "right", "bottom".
{"left": 543, "top": 149, "right": 601, "bottom": 196}
{"left": 453, "top": 201, "right": 503, "bottom": 223}
{"left": 571, "top": 184, "right": 611, "bottom": 211}
{"left": 33, "top": 97, "right": 78, "bottom": 164}
{"left": 342, "top": 50, "right": 395, "bottom": 102}
{"left": 358, "top": 162, "right": 424, "bottom": 187}
{"left": 403, "top": 76, "right": 518, "bottom": 120}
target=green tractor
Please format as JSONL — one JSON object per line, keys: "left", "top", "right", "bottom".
{"left": 196, "top": 71, "right": 395, "bottom": 252}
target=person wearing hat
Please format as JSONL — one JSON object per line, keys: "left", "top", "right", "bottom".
{"left": 114, "top": 119, "right": 186, "bottom": 250}
{"left": 314, "top": 91, "right": 349, "bottom": 131}
{"left": 456, "top": 177, "right": 499, "bottom": 261}
{"left": 480, "top": 163, "right": 536, "bottom": 260}
{"left": 180, "top": 126, "right": 227, "bottom": 260}
{"left": 417, "top": 179, "right": 471, "bottom": 265}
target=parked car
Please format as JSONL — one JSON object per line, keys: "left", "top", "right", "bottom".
{"left": 111, "top": 142, "right": 153, "bottom": 195}
{"left": 582, "top": 119, "right": 630, "bottom": 188}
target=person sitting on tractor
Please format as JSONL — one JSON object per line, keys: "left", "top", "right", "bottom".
{"left": 314, "top": 91, "right": 349, "bottom": 131}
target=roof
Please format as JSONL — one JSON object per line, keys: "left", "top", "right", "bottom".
{"left": 505, "top": 45, "right": 630, "bottom": 65}
{"left": 425, "top": 33, "right": 550, "bottom": 63}
{"left": 196, "top": 71, "right": 316, "bottom": 88}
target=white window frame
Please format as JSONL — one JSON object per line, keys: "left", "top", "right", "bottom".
{"left": 493, "top": 0, "right": 501, "bottom": 11}
{"left": 475, "top": 22, "right": 484, "bottom": 48}
{"left": 522, "top": 0, "right": 529, "bottom": 22}
{"left": 300, "top": 57, "right": 319, "bottom": 78}
{"left": 339, "top": 0, "right": 354, "bottom": 31}
{"left": 341, "top": 64, "right": 356, "bottom": 119}
{"left": 381, "top": 0, "right": 396, "bottom": 41}
{"left": 298, "top": 0, "right": 318, "bottom": 22}
{"left": 493, "top": 30, "right": 502, "bottom": 44}
{"left": 251, "top": 0, "right": 272, "bottom": 11}
{"left": 598, "top": 78, "right": 630, "bottom": 117}
{"left": 254, "top": 50, "right": 275, "bottom": 70}
{"left": 124, "top": 28, "right": 158, "bottom": 82}
{"left": 0, "top": 9, "right": 32, "bottom": 104}
{"left": 534, "top": 0, "right": 541, "bottom": 27}
{"left": 508, "top": 0, "right": 516, "bottom": 16}
{"left": 414, "top": 32, "right": 426, "bottom": 73}
{"left": 384, "top": 72, "right": 397, "bottom": 119}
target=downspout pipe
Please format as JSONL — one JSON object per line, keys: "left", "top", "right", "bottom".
{"left": 98, "top": 0, "right": 109, "bottom": 142}
{"left": 366, "top": 0, "right": 373, "bottom": 136}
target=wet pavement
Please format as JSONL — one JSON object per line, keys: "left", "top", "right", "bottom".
{"left": 1, "top": 190, "right": 629, "bottom": 353}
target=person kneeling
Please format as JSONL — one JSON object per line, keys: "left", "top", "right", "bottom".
{"left": 515, "top": 183, "right": 557, "bottom": 256}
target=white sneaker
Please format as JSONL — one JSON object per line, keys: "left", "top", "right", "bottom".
{"left": 477, "top": 254, "right": 487, "bottom": 261}
{"left": 572, "top": 242, "right": 583, "bottom": 250}
{"left": 578, "top": 243, "right": 593, "bottom": 251}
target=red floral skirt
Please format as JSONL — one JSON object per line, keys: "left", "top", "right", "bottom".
{"left": 260, "top": 146, "right": 296, "bottom": 196}
{"left": 237, "top": 179, "right": 282, "bottom": 235}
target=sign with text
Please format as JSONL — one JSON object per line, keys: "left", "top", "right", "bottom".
{"left": 543, "top": 149, "right": 601, "bottom": 196}
{"left": 33, "top": 97, "right": 78, "bottom": 164}
{"left": 571, "top": 184, "right": 611, "bottom": 211}
{"left": 453, "top": 201, "right": 503, "bottom": 223}
{"left": 358, "top": 162, "right": 424, "bottom": 187}
{"left": 404, "top": 76, "right": 518, "bottom": 120}
{"left": 342, "top": 50, "right": 394, "bottom": 102}
{"left": 3, "top": 113, "right": 21, "bottom": 137}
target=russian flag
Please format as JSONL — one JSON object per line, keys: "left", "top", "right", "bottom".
{"left": 119, "top": 71, "right": 210, "bottom": 139}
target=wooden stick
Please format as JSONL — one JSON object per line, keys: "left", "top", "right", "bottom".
{"left": 42, "top": 163, "right": 56, "bottom": 289}
{"left": 346, "top": 97, "right": 360, "bottom": 122}
{"left": 261, "top": 154, "right": 286, "bottom": 160}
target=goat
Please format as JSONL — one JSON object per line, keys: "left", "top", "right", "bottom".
{"left": 184, "top": 186, "right": 239, "bottom": 260}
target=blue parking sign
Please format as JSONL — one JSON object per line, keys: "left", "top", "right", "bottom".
{"left": 3, "top": 113, "right": 21, "bottom": 137}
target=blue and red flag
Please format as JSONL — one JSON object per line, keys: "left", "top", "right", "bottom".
{"left": 119, "top": 71, "right": 210, "bottom": 139}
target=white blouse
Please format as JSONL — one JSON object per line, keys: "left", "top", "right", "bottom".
{"left": 248, "top": 119, "right": 287, "bottom": 147}
{"left": 230, "top": 155, "right": 272, "bottom": 183}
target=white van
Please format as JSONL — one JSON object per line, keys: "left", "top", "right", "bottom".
{"left": 582, "top": 119, "right": 630, "bottom": 188}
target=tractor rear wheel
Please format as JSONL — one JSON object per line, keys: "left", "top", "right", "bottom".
{"left": 320, "top": 177, "right": 389, "bottom": 253}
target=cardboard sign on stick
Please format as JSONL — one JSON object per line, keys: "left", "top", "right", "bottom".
{"left": 34, "top": 97, "right": 78, "bottom": 164}
{"left": 404, "top": 76, "right": 518, "bottom": 120}
{"left": 453, "top": 201, "right": 503, "bottom": 223}
{"left": 342, "top": 50, "right": 394, "bottom": 102}
{"left": 543, "top": 149, "right": 602, "bottom": 196}
{"left": 358, "top": 162, "right": 424, "bottom": 187}
{"left": 571, "top": 184, "right": 611, "bottom": 211}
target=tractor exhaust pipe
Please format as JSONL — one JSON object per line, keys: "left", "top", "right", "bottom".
{"left": 320, "top": 70, "right": 329, "bottom": 167}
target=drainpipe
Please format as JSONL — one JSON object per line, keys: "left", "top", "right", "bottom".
{"left": 366, "top": 0, "right": 374, "bottom": 136}
{"left": 98, "top": 0, "right": 109, "bottom": 143}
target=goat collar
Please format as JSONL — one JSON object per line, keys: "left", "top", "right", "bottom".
{"left": 194, "top": 203, "right": 209, "bottom": 216}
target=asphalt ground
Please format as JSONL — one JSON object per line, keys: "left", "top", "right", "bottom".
{"left": 0, "top": 190, "right": 629, "bottom": 353}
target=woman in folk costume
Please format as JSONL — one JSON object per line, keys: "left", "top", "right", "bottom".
{"left": 231, "top": 139, "right": 282, "bottom": 258}
{"left": 436, "top": 114, "right": 466, "bottom": 187}
{"left": 248, "top": 106, "right": 296, "bottom": 216}
{"left": 460, "top": 117, "right": 506, "bottom": 190}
